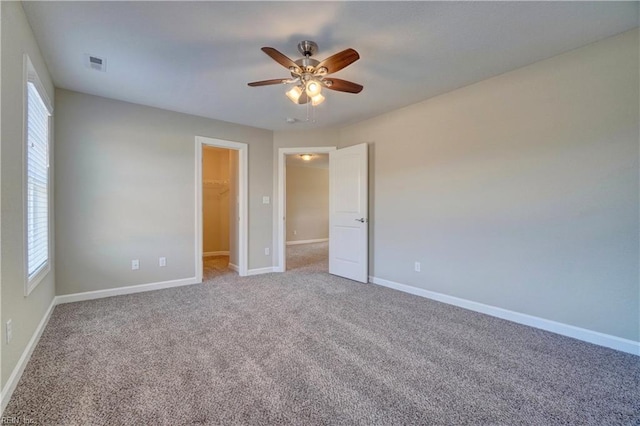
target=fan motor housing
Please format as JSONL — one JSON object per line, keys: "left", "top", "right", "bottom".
{"left": 297, "top": 40, "right": 318, "bottom": 57}
{"left": 294, "top": 57, "right": 319, "bottom": 71}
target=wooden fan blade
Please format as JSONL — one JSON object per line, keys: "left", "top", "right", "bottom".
{"left": 248, "top": 79, "right": 290, "bottom": 87}
{"left": 261, "top": 47, "right": 300, "bottom": 72}
{"left": 316, "top": 48, "right": 359, "bottom": 74}
{"left": 323, "top": 78, "right": 363, "bottom": 94}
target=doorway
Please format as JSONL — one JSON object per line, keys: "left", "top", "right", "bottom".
{"left": 202, "top": 146, "right": 233, "bottom": 279}
{"left": 276, "top": 144, "right": 369, "bottom": 283}
{"left": 276, "top": 146, "right": 335, "bottom": 272}
{"left": 196, "top": 136, "right": 248, "bottom": 280}
{"left": 285, "top": 153, "right": 330, "bottom": 271}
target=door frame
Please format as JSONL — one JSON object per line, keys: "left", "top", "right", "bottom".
{"left": 195, "top": 136, "right": 248, "bottom": 280}
{"left": 276, "top": 146, "right": 336, "bottom": 272}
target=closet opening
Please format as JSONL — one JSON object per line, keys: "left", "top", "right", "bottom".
{"left": 202, "top": 146, "right": 236, "bottom": 279}
{"left": 195, "top": 136, "right": 248, "bottom": 280}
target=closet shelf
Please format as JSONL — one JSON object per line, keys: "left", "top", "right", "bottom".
{"left": 203, "top": 179, "right": 229, "bottom": 187}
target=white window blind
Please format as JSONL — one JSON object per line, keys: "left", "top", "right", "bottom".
{"left": 26, "top": 80, "right": 51, "bottom": 281}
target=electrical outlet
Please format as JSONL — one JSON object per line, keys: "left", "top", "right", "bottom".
{"left": 159, "top": 257, "right": 166, "bottom": 267}
{"left": 414, "top": 262, "right": 421, "bottom": 272}
{"left": 262, "top": 196, "right": 270, "bottom": 204}
{"left": 6, "top": 319, "right": 12, "bottom": 344}
{"left": 131, "top": 259, "right": 140, "bottom": 270}
{"left": 265, "top": 247, "right": 270, "bottom": 256}
{"left": 293, "top": 230, "right": 297, "bottom": 235}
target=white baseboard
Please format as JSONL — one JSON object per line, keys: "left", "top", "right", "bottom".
{"left": 369, "top": 276, "right": 639, "bottom": 356}
{"left": 247, "top": 267, "right": 274, "bottom": 276}
{"left": 56, "top": 277, "right": 200, "bottom": 305}
{"left": 203, "top": 251, "right": 229, "bottom": 257}
{"left": 228, "top": 263, "right": 239, "bottom": 272}
{"left": 1, "top": 299, "right": 56, "bottom": 413}
{"left": 286, "top": 238, "right": 328, "bottom": 246}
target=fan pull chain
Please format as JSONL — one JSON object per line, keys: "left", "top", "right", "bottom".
{"left": 304, "top": 99, "right": 317, "bottom": 123}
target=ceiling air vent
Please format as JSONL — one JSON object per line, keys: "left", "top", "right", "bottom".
{"left": 84, "top": 54, "right": 106, "bottom": 72}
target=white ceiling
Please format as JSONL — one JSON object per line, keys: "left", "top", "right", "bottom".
{"left": 22, "top": 2, "right": 638, "bottom": 131}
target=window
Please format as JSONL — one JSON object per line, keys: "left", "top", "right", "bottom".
{"left": 24, "top": 56, "right": 52, "bottom": 295}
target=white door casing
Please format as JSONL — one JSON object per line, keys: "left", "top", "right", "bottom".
{"left": 329, "top": 143, "right": 368, "bottom": 283}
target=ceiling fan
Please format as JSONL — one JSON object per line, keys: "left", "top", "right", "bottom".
{"left": 248, "top": 40, "right": 363, "bottom": 106}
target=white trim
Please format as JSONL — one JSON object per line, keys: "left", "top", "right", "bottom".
{"left": 1, "top": 299, "right": 56, "bottom": 412}
{"left": 228, "top": 263, "right": 239, "bottom": 272}
{"left": 369, "top": 276, "right": 640, "bottom": 356}
{"left": 203, "top": 251, "right": 230, "bottom": 257}
{"left": 195, "top": 136, "right": 248, "bottom": 278}
{"left": 23, "top": 55, "right": 52, "bottom": 112}
{"left": 56, "top": 277, "right": 199, "bottom": 305}
{"left": 277, "top": 146, "right": 336, "bottom": 273}
{"left": 286, "top": 238, "right": 329, "bottom": 246}
{"left": 247, "top": 267, "right": 274, "bottom": 276}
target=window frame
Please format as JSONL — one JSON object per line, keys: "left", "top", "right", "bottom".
{"left": 23, "top": 55, "right": 53, "bottom": 296}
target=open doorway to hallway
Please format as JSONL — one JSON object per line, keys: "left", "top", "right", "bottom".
{"left": 285, "top": 153, "right": 329, "bottom": 272}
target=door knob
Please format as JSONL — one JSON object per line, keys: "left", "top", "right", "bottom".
{"left": 355, "top": 218, "right": 367, "bottom": 223}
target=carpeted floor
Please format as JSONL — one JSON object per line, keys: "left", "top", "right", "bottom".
{"left": 4, "top": 242, "right": 639, "bottom": 425}
{"left": 203, "top": 255, "right": 233, "bottom": 280}
{"left": 286, "top": 241, "right": 328, "bottom": 273}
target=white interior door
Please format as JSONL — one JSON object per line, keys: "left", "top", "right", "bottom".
{"left": 329, "top": 143, "right": 368, "bottom": 283}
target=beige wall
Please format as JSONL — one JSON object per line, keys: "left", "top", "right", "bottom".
{"left": 286, "top": 166, "right": 329, "bottom": 242}
{"left": 202, "top": 147, "right": 230, "bottom": 254}
{"left": 1, "top": 2, "right": 56, "bottom": 388}
{"left": 54, "top": 89, "right": 273, "bottom": 295}
{"left": 339, "top": 29, "right": 639, "bottom": 341}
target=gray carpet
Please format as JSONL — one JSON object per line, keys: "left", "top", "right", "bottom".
{"left": 286, "top": 241, "right": 328, "bottom": 273}
{"left": 5, "top": 243, "right": 639, "bottom": 425}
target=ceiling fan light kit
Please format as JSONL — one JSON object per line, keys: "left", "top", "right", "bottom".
{"left": 306, "top": 80, "right": 322, "bottom": 97}
{"left": 248, "top": 40, "right": 363, "bottom": 110}
{"left": 286, "top": 86, "right": 303, "bottom": 103}
{"left": 311, "top": 93, "right": 325, "bottom": 106}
